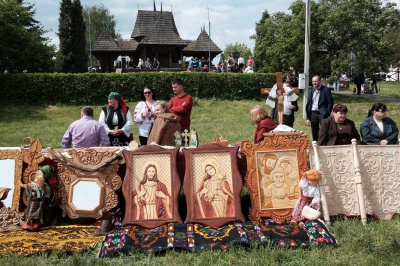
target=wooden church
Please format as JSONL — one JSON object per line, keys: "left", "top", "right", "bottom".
{"left": 92, "top": 1, "right": 222, "bottom": 72}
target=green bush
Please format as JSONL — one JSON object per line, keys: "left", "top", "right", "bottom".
{"left": 0, "top": 72, "right": 276, "bottom": 105}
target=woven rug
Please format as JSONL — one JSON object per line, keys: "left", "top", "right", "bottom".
{"left": 0, "top": 225, "right": 102, "bottom": 256}
{"left": 99, "top": 219, "right": 336, "bottom": 257}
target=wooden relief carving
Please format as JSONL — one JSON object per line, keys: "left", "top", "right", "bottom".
{"left": 182, "top": 143, "right": 245, "bottom": 228}
{"left": 358, "top": 145, "right": 400, "bottom": 219}
{"left": 21, "top": 137, "right": 45, "bottom": 184}
{"left": 0, "top": 205, "right": 23, "bottom": 232}
{"left": 211, "top": 134, "right": 229, "bottom": 147}
{"left": 47, "top": 148, "right": 123, "bottom": 219}
{"left": 309, "top": 144, "right": 360, "bottom": 216}
{"left": 241, "top": 134, "right": 310, "bottom": 221}
{"left": 122, "top": 145, "right": 182, "bottom": 228}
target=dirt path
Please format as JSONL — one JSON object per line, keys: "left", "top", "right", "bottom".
{"left": 332, "top": 90, "right": 400, "bottom": 104}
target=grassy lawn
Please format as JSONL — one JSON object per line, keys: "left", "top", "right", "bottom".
{"left": 0, "top": 81, "right": 399, "bottom": 264}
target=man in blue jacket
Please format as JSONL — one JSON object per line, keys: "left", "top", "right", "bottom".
{"left": 306, "top": 75, "right": 334, "bottom": 141}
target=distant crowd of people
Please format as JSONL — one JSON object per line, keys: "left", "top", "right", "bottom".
{"left": 128, "top": 57, "right": 160, "bottom": 70}
{"left": 186, "top": 54, "right": 254, "bottom": 73}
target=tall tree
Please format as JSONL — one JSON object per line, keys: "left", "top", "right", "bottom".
{"left": 83, "top": 4, "right": 121, "bottom": 67}
{"left": 252, "top": 0, "right": 400, "bottom": 77}
{"left": 224, "top": 43, "right": 252, "bottom": 61}
{"left": 58, "top": 0, "right": 87, "bottom": 73}
{"left": 0, "top": 0, "right": 55, "bottom": 72}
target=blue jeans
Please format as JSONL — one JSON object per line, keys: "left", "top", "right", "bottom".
{"left": 332, "top": 80, "right": 340, "bottom": 91}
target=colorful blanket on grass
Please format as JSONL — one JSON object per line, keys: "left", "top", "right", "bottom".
{"left": 99, "top": 219, "right": 336, "bottom": 257}
{"left": 0, "top": 225, "right": 102, "bottom": 256}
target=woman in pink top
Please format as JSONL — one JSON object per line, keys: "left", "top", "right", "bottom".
{"left": 247, "top": 56, "right": 253, "bottom": 67}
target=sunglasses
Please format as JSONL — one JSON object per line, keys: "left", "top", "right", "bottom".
{"left": 144, "top": 91, "right": 152, "bottom": 95}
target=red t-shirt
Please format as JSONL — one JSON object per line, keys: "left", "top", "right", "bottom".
{"left": 168, "top": 93, "right": 193, "bottom": 130}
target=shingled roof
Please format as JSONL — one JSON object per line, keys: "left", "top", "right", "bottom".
{"left": 183, "top": 27, "right": 222, "bottom": 53}
{"left": 131, "top": 10, "right": 186, "bottom": 46}
{"left": 92, "top": 30, "right": 139, "bottom": 52}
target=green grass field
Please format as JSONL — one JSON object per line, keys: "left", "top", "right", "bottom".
{"left": 0, "top": 82, "right": 400, "bottom": 265}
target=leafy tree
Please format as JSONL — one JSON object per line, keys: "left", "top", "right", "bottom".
{"left": 0, "top": 0, "right": 55, "bottom": 72}
{"left": 58, "top": 0, "right": 87, "bottom": 73}
{"left": 83, "top": 4, "right": 121, "bottom": 67}
{"left": 252, "top": 0, "right": 400, "bottom": 77}
{"left": 224, "top": 42, "right": 252, "bottom": 62}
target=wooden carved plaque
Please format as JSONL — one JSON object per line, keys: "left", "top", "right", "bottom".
{"left": 122, "top": 145, "right": 182, "bottom": 228}
{"left": 240, "top": 134, "right": 310, "bottom": 221}
{"left": 47, "top": 148, "right": 123, "bottom": 219}
{"left": 182, "top": 143, "right": 245, "bottom": 228}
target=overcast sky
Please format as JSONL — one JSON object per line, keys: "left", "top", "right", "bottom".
{"left": 32, "top": 0, "right": 295, "bottom": 52}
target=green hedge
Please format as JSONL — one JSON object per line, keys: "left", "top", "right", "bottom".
{"left": 0, "top": 72, "right": 277, "bottom": 105}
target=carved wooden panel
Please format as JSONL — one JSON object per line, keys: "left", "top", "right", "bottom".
{"left": 357, "top": 145, "right": 400, "bottom": 219}
{"left": 47, "top": 148, "right": 123, "bottom": 219}
{"left": 309, "top": 145, "right": 360, "bottom": 216}
{"left": 0, "top": 149, "right": 23, "bottom": 212}
{"left": 182, "top": 143, "right": 245, "bottom": 227}
{"left": 241, "top": 133, "right": 310, "bottom": 221}
{"left": 21, "top": 137, "right": 45, "bottom": 184}
{"left": 122, "top": 145, "right": 182, "bottom": 228}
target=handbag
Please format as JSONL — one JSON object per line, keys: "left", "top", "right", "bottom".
{"left": 301, "top": 205, "right": 321, "bottom": 221}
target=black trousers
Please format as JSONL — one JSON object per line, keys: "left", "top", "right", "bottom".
{"left": 356, "top": 83, "right": 362, "bottom": 94}
{"left": 310, "top": 111, "right": 323, "bottom": 141}
{"left": 283, "top": 115, "right": 294, "bottom": 128}
{"left": 139, "top": 136, "right": 148, "bottom": 146}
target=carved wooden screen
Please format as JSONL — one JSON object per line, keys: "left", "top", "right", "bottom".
{"left": 357, "top": 145, "right": 400, "bottom": 219}
{"left": 309, "top": 141, "right": 400, "bottom": 223}
{"left": 309, "top": 143, "right": 361, "bottom": 216}
{"left": 241, "top": 133, "right": 310, "bottom": 221}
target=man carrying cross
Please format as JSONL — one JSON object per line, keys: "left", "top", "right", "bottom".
{"left": 265, "top": 73, "right": 299, "bottom": 127}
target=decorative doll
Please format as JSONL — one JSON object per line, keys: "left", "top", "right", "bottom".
{"left": 20, "top": 165, "right": 53, "bottom": 231}
{"left": 291, "top": 169, "right": 322, "bottom": 222}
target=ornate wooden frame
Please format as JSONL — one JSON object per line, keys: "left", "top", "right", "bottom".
{"left": 240, "top": 133, "right": 310, "bottom": 221}
{"left": 122, "top": 145, "right": 182, "bottom": 228}
{"left": 182, "top": 143, "right": 245, "bottom": 228}
{"left": 47, "top": 148, "right": 124, "bottom": 219}
{"left": 0, "top": 149, "right": 24, "bottom": 231}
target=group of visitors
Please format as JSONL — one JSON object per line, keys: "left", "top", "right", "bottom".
{"left": 61, "top": 78, "right": 192, "bottom": 149}
{"left": 188, "top": 56, "right": 210, "bottom": 70}
{"left": 252, "top": 75, "right": 399, "bottom": 146}
{"left": 128, "top": 57, "right": 160, "bottom": 70}
{"left": 186, "top": 55, "right": 254, "bottom": 73}
{"left": 62, "top": 72, "right": 397, "bottom": 150}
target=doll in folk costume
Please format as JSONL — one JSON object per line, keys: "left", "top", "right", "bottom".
{"left": 20, "top": 165, "right": 53, "bottom": 231}
{"left": 291, "top": 169, "right": 322, "bottom": 222}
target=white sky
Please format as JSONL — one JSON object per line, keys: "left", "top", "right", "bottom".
{"left": 31, "top": 0, "right": 295, "bottom": 52}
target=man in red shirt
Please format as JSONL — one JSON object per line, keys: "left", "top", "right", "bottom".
{"left": 168, "top": 78, "right": 193, "bottom": 130}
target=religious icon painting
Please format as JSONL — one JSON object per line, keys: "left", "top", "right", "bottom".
{"left": 182, "top": 143, "right": 245, "bottom": 228}
{"left": 122, "top": 145, "right": 182, "bottom": 228}
{"left": 240, "top": 133, "right": 310, "bottom": 221}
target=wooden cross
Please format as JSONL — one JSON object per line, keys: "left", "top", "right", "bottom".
{"left": 261, "top": 72, "right": 299, "bottom": 125}
{"left": 260, "top": 72, "right": 299, "bottom": 95}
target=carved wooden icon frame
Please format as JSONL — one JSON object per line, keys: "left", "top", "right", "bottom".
{"left": 122, "top": 145, "right": 182, "bottom": 228}
{"left": 47, "top": 148, "right": 123, "bottom": 219}
{"left": 0, "top": 149, "right": 23, "bottom": 212}
{"left": 182, "top": 143, "right": 245, "bottom": 228}
{"left": 0, "top": 149, "right": 24, "bottom": 231}
{"left": 241, "top": 133, "right": 310, "bottom": 221}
